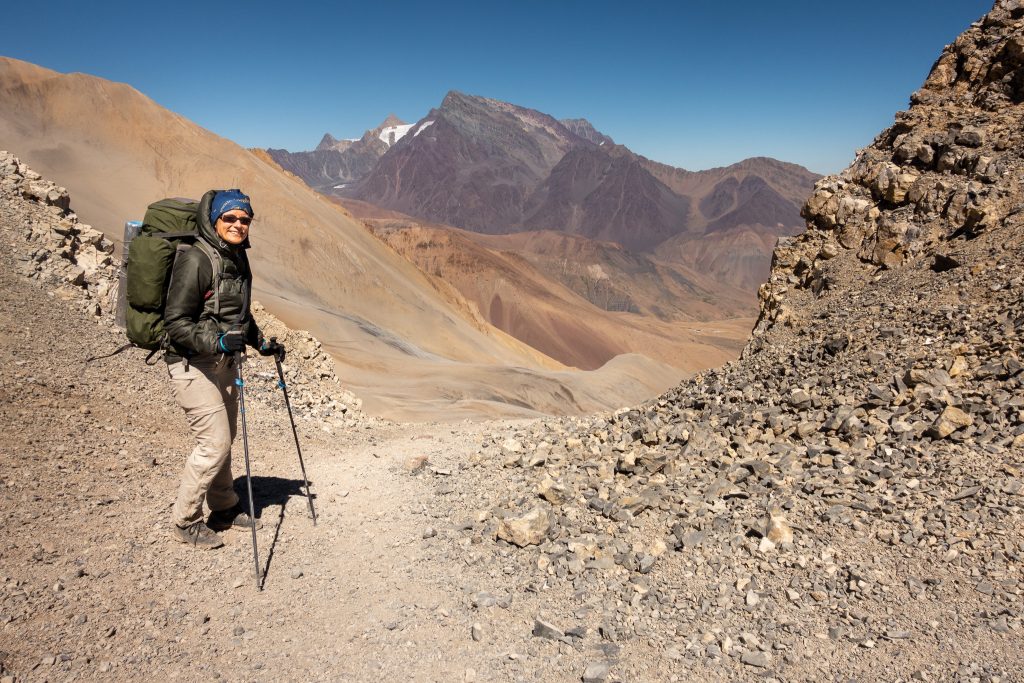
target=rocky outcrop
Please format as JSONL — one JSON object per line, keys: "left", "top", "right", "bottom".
{"left": 754, "top": 0, "right": 1024, "bottom": 338}
{"left": 1, "top": 150, "right": 117, "bottom": 314}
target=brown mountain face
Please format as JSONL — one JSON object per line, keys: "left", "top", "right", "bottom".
{"left": 653, "top": 225, "right": 782, "bottom": 291}
{"left": 462, "top": 229, "right": 754, "bottom": 321}
{"left": 267, "top": 91, "right": 817, "bottom": 294}
{"left": 522, "top": 144, "right": 692, "bottom": 250}
{"left": 339, "top": 197, "right": 753, "bottom": 370}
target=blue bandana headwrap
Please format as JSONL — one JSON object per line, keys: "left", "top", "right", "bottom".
{"left": 209, "top": 189, "right": 253, "bottom": 224}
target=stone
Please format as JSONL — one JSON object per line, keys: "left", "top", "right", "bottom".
{"left": 532, "top": 618, "right": 564, "bottom": 640}
{"left": 928, "top": 406, "right": 974, "bottom": 438}
{"left": 471, "top": 622, "right": 484, "bottom": 641}
{"left": 537, "top": 476, "right": 569, "bottom": 505}
{"left": 789, "top": 388, "right": 812, "bottom": 407}
{"left": 582, "top": 661, "right": 610, "bottom": 682}
{"left": 765, "top": 510, "right": 794, "bottom": 545}
{"left": 496, "top": 507, "right": 550, "bottom": 547}
{"left": 955, "top": 127, "right": 985, "bottom": 147}
{"left": 471, "top": 591, "right": 498, "bottom": 609}
{"left": 741, "top": 651, "right": 772, "bottom": 668}
{"left": 404, "top": 455, "right": 429, "bottom": 473}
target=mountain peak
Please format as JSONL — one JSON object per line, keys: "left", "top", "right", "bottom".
{"left": 316, "top": 133, "right": 340, "bottom": 151}
{"left": 378, "top": 113, "right": 406, "bottom": 130}
{"left": 440, "top": 90, "right": 471, "bottom": 108}
{"left": 559, "top": 118, "right": 614, "bottom": 146}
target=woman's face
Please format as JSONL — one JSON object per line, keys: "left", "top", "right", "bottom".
{"left": 215, "top": 209, "right": 251, "bottom": 245}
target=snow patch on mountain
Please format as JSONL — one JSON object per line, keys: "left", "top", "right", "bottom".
{"left": 379, "top": 124, "right": 414, "bottom": 147}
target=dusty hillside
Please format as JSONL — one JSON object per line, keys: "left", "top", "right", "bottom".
{"left": 359, "top": 215, "right": 750, "bottom": 372}
{"left": 342, "top": 198, "right": 754, "bottom": 321}
{"left": 369, "top": 223, "right": 747, "bottom": 372}
{"left": 0, "top": 57, "right": 684, "bottom": 420}
{"left": 455, "top": 229, "right": 754, "bottom": 321}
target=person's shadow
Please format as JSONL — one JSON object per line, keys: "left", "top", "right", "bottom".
{"left": 232, "top": 475, "right": 317, "bottom": 589}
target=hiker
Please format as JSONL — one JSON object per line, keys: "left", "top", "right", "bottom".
{"left": 164, "top": 189, "right": 284, "bottom": 548}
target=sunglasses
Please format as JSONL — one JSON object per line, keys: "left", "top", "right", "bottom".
{"left": 219, "top": 215, "right": 252, "bottom": 226}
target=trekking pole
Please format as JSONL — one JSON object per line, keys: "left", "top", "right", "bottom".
{"left": 234, "top": 350, "right": 262, "bottom": 589}
{"left": 271, "top": 339, "right": 317, "bottom": 525}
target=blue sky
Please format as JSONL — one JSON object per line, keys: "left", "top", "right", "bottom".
{"left": 3, "top": 1, "right": 992, "bottom": 174}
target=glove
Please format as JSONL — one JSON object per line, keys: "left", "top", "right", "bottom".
{"left": 217, "top": 331, "right": 246, "bottom": 354}
{"left": 258, "top": 337, "right": 286, "bottom": 361}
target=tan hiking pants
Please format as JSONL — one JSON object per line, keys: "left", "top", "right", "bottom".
{"left": 168, "top": 355, "right": 241, "bottom": 527}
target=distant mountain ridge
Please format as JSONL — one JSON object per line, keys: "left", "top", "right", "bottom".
{"left": 266, "top": 114, "right": 411, "bottom": 191}
{"left": 267, "top": 91, "right": 819, "bottom": 299}
{"left": 268, "top": 91, "right": 818, "bottom": 254}
{"left": 345, "top": 91, "right": 819, "bottom": 255}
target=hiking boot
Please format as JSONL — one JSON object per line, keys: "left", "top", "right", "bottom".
{"left": 208, "top": 505, "right": 262, "bottom": 531}
{"left": 172, "top": 521, "right": 224, "bottom": 549}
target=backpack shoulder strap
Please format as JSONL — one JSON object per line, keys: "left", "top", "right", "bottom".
{"left": 238, "top": 250, "right": 252, "bottom": 327}
{"left": 193, "top": 239, "right": 223, "bottom": 316}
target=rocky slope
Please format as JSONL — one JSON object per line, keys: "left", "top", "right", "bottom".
{"left": 431, "top": 2, "right": 1024, "bottom": 680}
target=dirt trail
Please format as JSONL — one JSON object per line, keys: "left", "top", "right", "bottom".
{"left": 0, "top": 205, "right": 527, "bottom": 681}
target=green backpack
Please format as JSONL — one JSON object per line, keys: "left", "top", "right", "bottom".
{"left": 124, "top": 197, "right": 220, "bottom": 352}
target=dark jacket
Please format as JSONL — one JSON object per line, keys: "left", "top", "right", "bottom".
{"left": 163, "top": 191, "right": 261, "bottom": 360}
